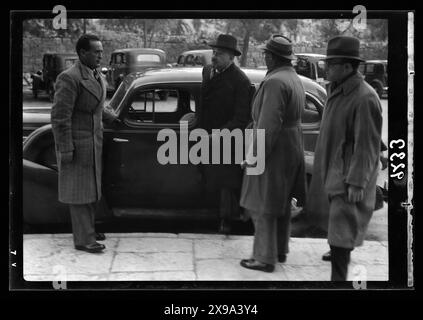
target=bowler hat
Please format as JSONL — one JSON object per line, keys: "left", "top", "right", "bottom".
{"left": 259, "top": 35, "right": 295, "bottom": 60}
{"left": 209, "top": 34, "right": 242, "bottom": 56}
{"left": 325, "top": 36, "right": 365, "bottom": 62}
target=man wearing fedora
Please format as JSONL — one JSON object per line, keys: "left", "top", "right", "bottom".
{"left": 310, "top": 36, "right": 382, "bottom": 280}
{"left": 239, "top": 35, "right": 306, "bottom": 272}
{"left": 200, "top": 34, "right": 252, "bottom": 233}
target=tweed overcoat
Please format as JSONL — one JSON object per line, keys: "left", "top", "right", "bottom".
{"left": 240, "top": 66, "right": 306, "bottom": 217}
{"left": 312, "top": 72, "right": 382, "bottom": 248}
{"left": 51, "top": 61, "right": 116, "bottom": 204}
{"left": 200, "top": 63, "right": 252, "bottom": 189}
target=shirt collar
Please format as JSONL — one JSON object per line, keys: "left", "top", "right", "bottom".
{"left": 215, "top": 61, "right": 233, "bottom": 73}
{"left": 329, "top": 71, "right": 364, "bottom": 96}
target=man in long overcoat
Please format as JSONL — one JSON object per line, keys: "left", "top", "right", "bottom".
{"left": 239, "top": 35, "right": 306, "bottom": 272}
{"left": 200, "top": 34, "right": 252, "bottom": 233}
{"left": 312, "top": 36, "right": 382, "bottom": 280}
{"left": 51, "top": 34, "right": 117, "bottom": 253}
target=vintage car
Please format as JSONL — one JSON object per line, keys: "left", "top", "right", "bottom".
{"left": 359, "top": 60, "right": 388, "bottom": 98}
{"left": 105, "top": 48, "right": 171, "bottom": 94}
{"left": 293, "top": 53, "right": 328, "bottom": 87}
{"left": 176, "top": 49, "right": 213, "bottom": 67}
{"left": 31, "top": 53, "right": 79, "bottom": 102}
{"left": 22, "top": 67, "right": 326, "bottom": 228}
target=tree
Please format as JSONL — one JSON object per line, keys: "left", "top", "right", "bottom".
{"left": 23, "top": 19, "right": 91, "bottom": 39}
{"left": 98, "top": 19, "right": 190, "bottom": 48}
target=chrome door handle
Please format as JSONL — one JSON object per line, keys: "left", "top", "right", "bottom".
{"left": 113, "top": 138, "right": 129, "bottom": 142}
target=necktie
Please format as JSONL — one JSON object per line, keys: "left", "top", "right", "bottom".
{"left": 93, "top": 69, "right": 102, "bottom": 85}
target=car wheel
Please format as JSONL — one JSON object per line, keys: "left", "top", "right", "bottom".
{"left": 372, "top": 83, "right": 383, "bottom": 99}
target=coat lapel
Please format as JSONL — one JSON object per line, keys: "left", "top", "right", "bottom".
{"left": 78, "top": 61, "right": 102, "bottom": 102}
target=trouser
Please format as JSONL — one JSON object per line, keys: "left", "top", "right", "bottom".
{"left": 69, "top": 202, "right": 97, "bottom": 246}
{"left": 220, "top": 187, "right": 240, "bottom": 221}
{"left": 247, "top": 207, "right": 292, "bottom": 265}
{"left": 330, "top": 245, "right": 353, "bottom": 281}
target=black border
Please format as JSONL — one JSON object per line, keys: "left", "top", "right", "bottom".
{"left": 10, "top": 9, "right": 414, "bottom": 295}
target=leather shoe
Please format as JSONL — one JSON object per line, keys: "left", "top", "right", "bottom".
{"left": 322, "top": 250, "right": 332, "bottom": 261}
{"left": 240, "top": 259, "right": 274, "bottom": 273}
{"left": 75, "top": 242, "right": 105, "bottom": 253}
{"left": 96, "top": 232, "right": 106, "bottom": 241}
{"left": 219, "top": 219, "right": 231, "bottom": 234}
{"left": 278, "top": 254, "right": 287, "bottom": 263}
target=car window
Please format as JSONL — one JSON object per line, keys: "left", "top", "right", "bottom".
{"left": 112, "top": 53, "right": 126, "bottom": 65}
{"left": 316, "top": 60, "right": 326, "bottom": 78}
{"left": 302, "top": 98, "right": 320, "bottom": 125}
{"left": 64, "top": 59, "right": 77, "bottom": 69}
{"left": 366, "top": 64, "right": 375, "bottom": 74}
{"left": 359, "top": 63, "right": 365, "bottom": 74}
{"left": 125, "top": 88, "right": 195, "bottom": 125}
{"left": 136, "top": 54, "right": 161, "bottom": 63}
{"left": 177, "top": 55, "right": 185, "bottom": 65}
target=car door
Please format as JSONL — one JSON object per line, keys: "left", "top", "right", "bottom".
{"left": 302, "top": 92, "right": 324, "bottom": 152}
{"left": 102, "top": 83, "right": 205, "bottom": 209}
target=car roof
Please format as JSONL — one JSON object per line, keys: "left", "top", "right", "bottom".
{"left": 44, "top": 52, "right": 78, "bottom": 57}
{"left": 180, "top": 49, "right": 212, "bottom": 55}
{"left": 295, "top": 53, "right": 326, "bottom": 59}
{"left": 363, "top": 60, "right": 387, "bottom": 64}
{"left": 127, "top": 67, "right": 326, "bottom": 101}
{"left": 113, "top": 48, "right": 165, "bottom": 54}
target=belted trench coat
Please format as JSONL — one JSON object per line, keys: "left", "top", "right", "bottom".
{"left": 309, "top": 72, "right": 382, "bottom": 248}
{"left": 51, "top": 61, "right": 116, "bottom": 204}
{"left": 240, "top": 66, "right": 306, "bottom": 217}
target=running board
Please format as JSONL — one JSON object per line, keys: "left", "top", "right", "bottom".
{"left": 112, "top": 208, "right": 218, "bottom": 220}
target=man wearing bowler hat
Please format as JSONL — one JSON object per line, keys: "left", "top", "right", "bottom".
{"left": 239, "top": 35, "right": 306, "bottom": 272}
{"left": 201, "top": 34, "right": 252, "bottom": 233}
{"left": 310, "top": 36, "right": 382, "bottom": 280}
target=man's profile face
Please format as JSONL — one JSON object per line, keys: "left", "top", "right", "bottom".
{"left": 211, "top": 48, "right": 233, "bottom": 70}
{"left": 80, "top": 40, "right": 103, "bottom": 69}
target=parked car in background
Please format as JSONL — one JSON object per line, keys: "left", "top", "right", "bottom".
{"left": 31, "top": 53, "right": 78, "bottom": 102}
{"left": 104, "top": 48, "right": 171, "bottom": 94}
{"left": 23, "top": 67, "right": 326, "bottom": 227}
{"left": 293, "top": 53, "right": 328, "bottom": 87}
{"left": 176, "top": 49, "right": 213, "bottom": 67}
{"left": 359, "top": 60, "right": 388, "bottom": 98}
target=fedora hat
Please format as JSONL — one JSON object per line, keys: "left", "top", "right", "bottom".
{"left": 208, "top": 34, "right": 242, "bottom": 56}
{"left": 325, "top": 36, "right": 365, "bottom": 62}
{"left": 259, "top": 34, "right": 295, "bottom": 60}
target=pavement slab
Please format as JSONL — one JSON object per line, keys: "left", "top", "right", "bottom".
{"left": 23, "top": 233, "right": 389, "bottom": 283}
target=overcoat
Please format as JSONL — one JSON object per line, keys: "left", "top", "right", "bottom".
{"left": 312, "top": 72, "right": 382, "bottom": 248}
{"left": 51, "top": 61, "right": 116, "bottom": 204}
{"left": 200, "top": 63, "right": 252, "bottom": 189}
{"left": 240, "top": 66, "right": 306, "bottom": 217}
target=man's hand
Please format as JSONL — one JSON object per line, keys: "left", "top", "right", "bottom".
{"left": 347, "top": 185, "right": 364, "bottom": 203}
{"left": 241, "top": 160, "right": 257, "bottom": 169}
{"left": 60, "top": 151, "right": 73, "bottom": 164}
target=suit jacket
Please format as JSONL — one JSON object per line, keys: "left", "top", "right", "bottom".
{"left": 51, "top": 60, "right": 116, "bottom": 204}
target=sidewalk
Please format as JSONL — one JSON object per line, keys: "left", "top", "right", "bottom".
{"left": 24, "top": 233, "right": 388, "bottom": 282}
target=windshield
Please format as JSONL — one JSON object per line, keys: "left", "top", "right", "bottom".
{"left": 135, "top": 54, "right": 162, "bottom": 65}
{"left": 108, "top": 75, "right": 135, "bottom": 110}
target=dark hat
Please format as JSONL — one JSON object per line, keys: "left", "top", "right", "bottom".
{"left": 325, "top": 36, "right": 365, "bottom": 62}
{"left": 259, "top": 34, "right": 295, "bottom": 60}
{"left": 208, "top": 34, "right": 242, "bottom": 56}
